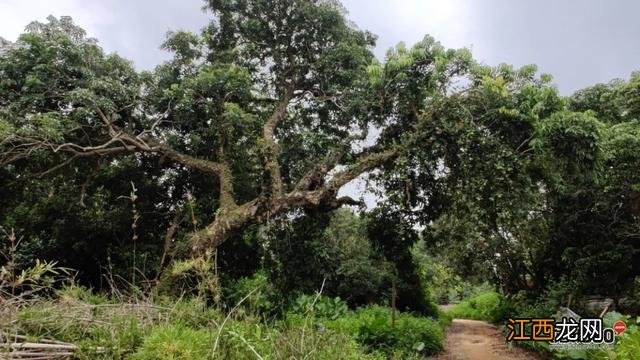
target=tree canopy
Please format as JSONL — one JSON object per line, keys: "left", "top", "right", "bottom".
{"left": 1, "top": 0, "right": 638, "bottom": 309}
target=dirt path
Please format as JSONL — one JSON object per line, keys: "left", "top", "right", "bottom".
{"left": 430, "top": 319, "right": 541, "bottom": 360}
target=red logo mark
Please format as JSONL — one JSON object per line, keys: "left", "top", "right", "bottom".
{"left": 613, "top": 321, "right": 626, "bottom": 335}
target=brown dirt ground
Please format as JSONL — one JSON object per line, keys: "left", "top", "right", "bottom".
{"left": 429, "top": 319, "right": 543, "bottom": 360}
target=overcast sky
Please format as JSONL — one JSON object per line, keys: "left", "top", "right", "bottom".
{"left": 1, "top": 0, "right": 640, "bottom": 95}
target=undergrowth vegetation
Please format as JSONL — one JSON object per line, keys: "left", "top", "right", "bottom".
{"left": 1, "top": 208, "right": 449, "bottom": 359}
{"left": 2, "top": 271, "right": 448, "bottom": 359}
{"left": 446, "top": 291, "right": 503, "bottom": 322}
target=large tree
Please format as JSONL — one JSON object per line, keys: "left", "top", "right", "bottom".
{"left": 401, "top": 64, "right": 640, "bottom": 298}
{"left": 0, "top": 2, "right": 472, "bottom": 259}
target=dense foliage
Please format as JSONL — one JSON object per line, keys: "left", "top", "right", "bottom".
{"left": 1, "top": 0, "right": 639, "bottom": 358}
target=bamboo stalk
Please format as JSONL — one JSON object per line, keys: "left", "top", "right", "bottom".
{"left": 8, "top": 343, "right": 77, "bottom": 350}
{"left": 0, "top": 334, "right": 72, "bottom": 346}
{"left": 8, "top": 350, "right": 74, "bottom": 357}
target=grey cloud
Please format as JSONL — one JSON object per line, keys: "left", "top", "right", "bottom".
{"left": 466, "top": 0, "right": 640, "bottom": 93}
{"left": 2, "top": 0, "right": 639, "bottom": 93}
{"left": 74, "top": 0, "right": 210, "bottom": 70}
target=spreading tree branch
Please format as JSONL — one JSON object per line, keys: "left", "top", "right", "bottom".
{"left": 261, "top": 84, "right": 294, "bottom": 197}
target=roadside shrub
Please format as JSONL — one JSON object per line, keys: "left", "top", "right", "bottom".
{"left": 591, "top": 312, "right": 640, "bottom": 359}
{"left": 329, "top": 305, "right": 444, "bottom": 357}
{"left": 570, "top": 313, "right": 640, "bottom": 360}
{"left": 447, "top": 291, "right": 502, "bottom": 321}
{"left": 612, "top": 321, "right": 640, "bottom": 360}
{"left": 437, "top": 309, "right": 453, "bottom": 328}
{"left": 493, "top": 286, "right": 638, "bottom": 359}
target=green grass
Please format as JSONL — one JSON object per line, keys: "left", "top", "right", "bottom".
{"left": 327, "top": 305, "right": 445, "bottom": 357}
{"left": 129, "top": 324, "right": 211, "bottom": 360}
{"left": 7, "top": 285, "right": 448, "bottom": 359}
{"left": 447, "top": 291, "right": 503, "bottom": 322}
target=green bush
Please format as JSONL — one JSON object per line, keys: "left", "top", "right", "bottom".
{"left": 489, "top": 289, "right": 640, "bottom": 359}
{"left": 507, "top": 281, "right": 575, "bottom": 321}
{"left": 612, "top": 321, "right": 640, "bottom": 360}
{"left": 436, "top": 309, "right": 453, "bottom": 328}
{"left": 447, "top": 291, "right": 503, "bottom": 322}
{"left": 328, "top": 305, "right": 444, "bottom": 357}
{"left": 129, "top": 324, "right": 211, "bottom": 360}
{"left": 224, "top": 270, "right": 279, "bottom": 317}
{"left": 576, "top": 313, "right": 640, "bottom": 360}
{"left": 290, "top": 294, "right": 349, "bottom": 320}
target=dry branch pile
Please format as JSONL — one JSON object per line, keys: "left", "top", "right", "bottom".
{"left": 0, "top": 333, "right": 99, "bottom": 359}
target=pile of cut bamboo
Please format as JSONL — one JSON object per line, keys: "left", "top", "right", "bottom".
{"left": 0, "top": 333, "right": 98, "bottom": 359}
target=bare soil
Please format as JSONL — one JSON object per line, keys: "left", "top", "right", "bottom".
{"left": 430, "top": 319, "right": 542, "bottom": 360}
